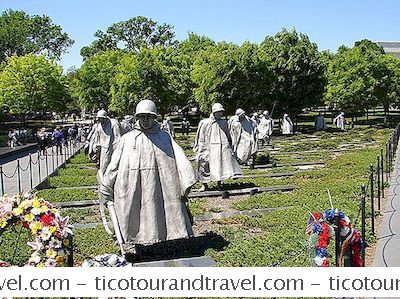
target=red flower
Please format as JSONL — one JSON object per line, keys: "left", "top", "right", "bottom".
{"left": 322, "top": 259, "right": 330, "bottom": 267}
{"left": 40, "top": 214, "right": 55, "bottom": 226}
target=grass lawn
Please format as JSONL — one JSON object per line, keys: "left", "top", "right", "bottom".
{"left": 0, "top": 124, "right": 393, "bottom": 267}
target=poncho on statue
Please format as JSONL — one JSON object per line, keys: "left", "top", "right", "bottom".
{"left": 229, "top": 110, "right": 258, "bottom": 163}
{"left": 88, "top": 110, "right": 123, "bottom": 183}
{"left": 194, "top": 109, "right": 242, "bottom": 183}
{"left": 99, "top": 120, "right": 195, "bottom": 245}
{"left": 257, "top": 113, "right": 273, "bottom": 140}
{"left": 281, "top": 113, "right": 293, "bottom": 135}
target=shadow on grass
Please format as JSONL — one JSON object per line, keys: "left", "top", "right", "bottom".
{"left": 126, "top": 232, "right": 229, "bottom": 263}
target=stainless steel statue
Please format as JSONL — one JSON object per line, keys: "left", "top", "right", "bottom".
{"left": 194, "top": 103, "right": 243, "bottom": 191}
{"left": 229, "top": 108, "right": 258, "bottom": 165}
{"left": 100, "top": 100, "right": 195, "bottom": 246}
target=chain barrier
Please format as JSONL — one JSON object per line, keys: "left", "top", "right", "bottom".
{"left": 18, "top": 160, "right": 30, "bottom": 172}
{"left": 30, "top": 154, "right": 39, "bottom": 165}
{"left": 0, "top": 143, "right": 83, "bottom": 195}
{"left": 2, "top": 165, "right": 18, "bottom": 179}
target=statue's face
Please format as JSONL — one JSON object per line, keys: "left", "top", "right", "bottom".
{"left": 239, "top": 114, "right": 245, "bottom": 121}
{"left": 138, "top": 114, "right": 155, "bottom": 130}
{"left": 213, "top": 111, "right": 223, "bottom": 119}
{"left": 98, "top": 117, "right": 107, "bottom": 125}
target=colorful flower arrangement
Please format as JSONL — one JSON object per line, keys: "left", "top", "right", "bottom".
{"left": 306, "top": 209, "right": 363, "bottom": 267}
{"left": 82, "top": 254, "right": 132, "bottom": 267}
{"left": 0, "top": 193, "right": 73, "bottom": 267}
{"left": 306, "top": 212, "right": 334, "bottom": 267}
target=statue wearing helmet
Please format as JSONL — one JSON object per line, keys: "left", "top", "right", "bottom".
{"left": 86, "top": 109, "right": 123, "bottom": 180}
{"left": 258, "top": 110, "right": 274, "bottom": 145}
{"left": 84, "top": 109, "right": 123, "bottom": 235}
{"left": 160, "top": 117, "right": 175, "bottom": 137}
{"left": 100, "top": 100, "right": 196, "bottom": 248}
{"left": 333, "top": 111, "right": 346, "bottom": 130}
{"left": 281, "top": 113, "right": 294, "bottom": 135}
{"left": 194, "top": 103, "right": 242, "bottom": 191}
{"left": 228, "top": 108, "right": 258, "bottom": 166}
{"left": 120, "top": 114, "right": 134, "bottom": 134}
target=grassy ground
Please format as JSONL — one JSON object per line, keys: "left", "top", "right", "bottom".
{"left": 0, "top": 120, "right": 393, "bottom": 267}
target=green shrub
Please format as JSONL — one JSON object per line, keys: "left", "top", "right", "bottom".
{"left": 73, "top": 226, "right": 119, "bottom": 265}
{"left": 37, "top": 188, "right": 98, "bottom": 202}
{"left": 49, "top": 175, "right": 98, "bottom": 188}
{"left": 58, "top": 168, "right": 97, "bottom": 177}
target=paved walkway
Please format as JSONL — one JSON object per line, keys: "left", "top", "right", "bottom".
{"left": 0, "top": 143, "right": 82, "bottom": 195}
{"left": 373, "top": 139, "right": 400, "bottom": 266}
{"left": 0, "top": 143, "right": 37, "bottom": 160}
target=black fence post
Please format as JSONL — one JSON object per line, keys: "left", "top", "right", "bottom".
{"left": 29, "top": 154, "right": 33, "bottom": 190}
{"left": 361, "top": 184, "right": 366, "bottom": 267}
{"left": 386, "top": 143, "right": 389, "bottom": 182}
{"left": 389, "top": 140, "right": 392, "bottom": 177}
{"left": 0, "top": 166, "right": 4, "bottom": 196}
{"left": 381, "top": 149, "right": 385, "bottom": 197}
{"left": 334, "top": 208, "right": 340, "bottom": 267}
{"left": 17, "top": 159, "right": 21, "bottom": 194}
{"left": 45, "top": 150, "right": 49, "bottom": 177}
{"left": 370, "top": 164, "right": 375, "bottom": 235}
{"left": 67, "top": 235, "right": 73, "bottom": 267}
{"left": 51, "top": 146, "right": 55, "bottom": 173}
{"left": 377, "top": 156, "right": 381, "bottom": 211}
{"left": 37, "top": 151, "right": 42, "bottom": 183}
{"left": 56, "top": 146, "right": 59, "bottom": 168}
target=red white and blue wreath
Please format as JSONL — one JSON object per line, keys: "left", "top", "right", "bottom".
{"left": 306, "top": 209, "right": 364, "bottom": 267}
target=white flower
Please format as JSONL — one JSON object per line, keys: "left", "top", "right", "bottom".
{"left": 29, "top": 252, "right": 41, "bottom": 264}
{"left": 314, "top": 256, "right": 325, "bottom": 267}
{"left": 41, "top": 227, "right": 52, "bottom": 241}
{"left": 107, "top": 254, "right": 119, "bottom": 266}
{"left": 49, "top": 237, "right": 61, "bottom": 248}
{"left": 31, "top": 207, "right": 42, "bottom": 215}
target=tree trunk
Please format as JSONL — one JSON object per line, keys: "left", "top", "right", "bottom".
{"left": 384, "top": 105, "right": 389, "bottom": 126}
{"left": 351, "top": 116, "right": 355, "bottom": 128}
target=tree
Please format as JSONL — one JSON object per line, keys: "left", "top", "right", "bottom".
{"left": 81, "top": 16, "right": 177, "bottom": 59}
{"left": 191, "top": 42, "right": 273, "bottom": 115}
{"left": 110, "top": 47, "right": 186, "bottom": 117}
{"left": 0, "top": 10, "right": 73, "bottom": 61}
{"left": 259, "top": 28, "right": 326, "bottom": 116}
{"left": 324, "top": 40, "right": 400, "bottom": 124}
{"left": 0, "top": 54, "right": 69, "bottom": 115}
{"left": 72, "top": 50, "right": 126, "bottom": 111}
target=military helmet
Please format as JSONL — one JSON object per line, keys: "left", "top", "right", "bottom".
{"left": 135, "top": 100, "right": 157, "bottom": 116}
{"left": 212, "top": 103, "right": 225, "bottom": 113}
{"left": 96, "top": 109, "right": 108, "bottom": 118}
{"left": 235, "top": 108, "right": 245, "bottom": 117}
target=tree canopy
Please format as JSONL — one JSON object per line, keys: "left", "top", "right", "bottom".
{"left": 325, "top": 39, "right": 400, "bottom": 118}
{"left": 0, "top": 54, "right": 69, "bottom": 114}
{"left": 192, "top": 42, "right": 273, "bottom": 115}
{"left": 259, "top": 28, "right": 326, "bottom": 116}
{"left": 81, "top": 16, "right": 177, "bottom": 59}
{"left": 72, "top": 50, "right": 126, "bottom": 111}
{"left": 110, "top": 47, "right": 189, "bottom": 117}
{"left": 0, "top": 10, "right": 73, "bottom": 61}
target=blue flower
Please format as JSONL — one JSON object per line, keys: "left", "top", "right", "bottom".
{"left": 313, "top": 223, "right": 323, "bottom": 234}
{"left": 316, "top": 247, "right": 328, "bottom": 257}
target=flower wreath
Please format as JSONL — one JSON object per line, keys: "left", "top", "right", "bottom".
{"left": 82, "top": 254, "right": 132, "bottom": 267}
{"left": 0, "top": 194, "right": 73, "bottom": 267}
{"left": 306, "top": 209, "right": 363, "bottom": 267}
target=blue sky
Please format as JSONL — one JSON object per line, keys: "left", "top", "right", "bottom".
{"left": 1, "top": 0, "right": 399, "bottom": 71}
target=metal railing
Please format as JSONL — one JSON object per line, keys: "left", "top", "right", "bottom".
{"left": 0, "top": 142, "right": 83, "bottom": 195}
